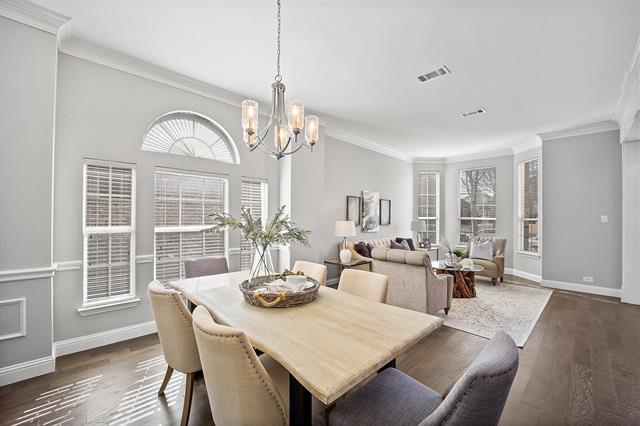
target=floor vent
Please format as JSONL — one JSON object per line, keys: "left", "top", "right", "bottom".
{"left": 418, "top": 65, "right": 451, "bottom": 82}
{"left": 461, "top": 108, "right": 486, "bottom": 118}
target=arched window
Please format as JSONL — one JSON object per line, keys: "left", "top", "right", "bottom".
{"left": 142, "top": 111, "right": 239, "bottom": 164}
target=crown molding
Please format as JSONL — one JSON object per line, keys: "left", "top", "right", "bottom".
{"left": 616, "top": 36, "right": 640, "bottom": 143}
{"left": 413, "top": 157, "right": 446, "bottom": 165}
{"left": 538, "top": 120, "right": 619, "bottom": 142}
{"left": 512, "top": 137, "right": 542, "bottom": 154}
{"left": 0, "top": 0, "right": 69, "bottom": 35}
{"left": 325, "top": 127, "right": 413, "bottom": 163}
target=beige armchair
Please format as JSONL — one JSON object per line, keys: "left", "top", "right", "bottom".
{"left": 338, "top": 269, "right": 388, "bottom": 303}
{"left": 466, "top": 237, "right": 507, "bottom": 285}
{"left": 148, "top": 281, "right": 201, "bottom": 426}
{"left": 291, "top": 260, "right": 327, "bottom": 286}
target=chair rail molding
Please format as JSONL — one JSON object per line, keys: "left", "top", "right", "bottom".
{"left": 616, "top": 35, "right": 640, "bottom": 143}
{"left": 538, "top": 120, "right": 620, "bottom": 142}
{"left": 0, "top": 265, "right": 56, "bottom": 283}
{"left": 0, "top": 0, "right": 70, "bottom": 35}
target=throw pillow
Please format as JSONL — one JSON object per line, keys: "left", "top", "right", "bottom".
{"left": 469, "top": 239, "right": 494, "bottom": 260}
{"left": 353, "top": 242, "right": 371, "bottom": 258}
{"left": 390, "top": 239, "right": 410, "bottom": 250}
{"left": 395, "top": 237, "right": 416, "bottom": 251}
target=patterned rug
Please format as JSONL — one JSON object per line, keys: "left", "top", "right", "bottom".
{"left": 435, "top": 279, "right": 552, "bottom": 347}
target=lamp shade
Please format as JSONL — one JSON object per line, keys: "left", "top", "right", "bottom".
{"left": 411, "top": 220, "right": 427, "bottom": 232}
{"left": 335, "top": 221, "right": 356, "bottom": 237}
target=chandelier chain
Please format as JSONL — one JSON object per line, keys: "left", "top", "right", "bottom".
{"left": 275, "top": 0, "right": 282, "bottom": 82}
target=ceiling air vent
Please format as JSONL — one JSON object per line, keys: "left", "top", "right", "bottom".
{"left": 461, "top": 108, "right": 486, "bottom": 118}
{"left": 417, "top": 65, "right": 451, "bottom": 82}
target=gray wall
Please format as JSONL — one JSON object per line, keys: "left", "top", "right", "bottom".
{"left": 443, "top": 155, "right": 515, "bottom": 268}
{"left": 512, "top": 147, "right": 542, "bottom": 278}
{"left": 0, "top": 17, "right": 57, "bottom": 367}
{"left": 53, "top": 54, "right": 281, "bottom": 341}
{"left": 542, "top": 129, "right": 622, "bottom": 289}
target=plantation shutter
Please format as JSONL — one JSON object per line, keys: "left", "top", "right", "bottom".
{"left": 83, "top": 163, "right": 135, "bottom": 304}
{"left": 417, "top": 172, "right": 439, "bottom": 244}
{"left": 240, "top": 180, "right": 268, "bottom": 270}
{"left": 520, "top": 158, "right": 539, "bottom": 253}
{"left": 154, "top": 170, "right": 227, "bottom": 281}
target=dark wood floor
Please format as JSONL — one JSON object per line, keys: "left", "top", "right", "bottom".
{"left": 2, "top": 277, "right": 640, "bottom": 426}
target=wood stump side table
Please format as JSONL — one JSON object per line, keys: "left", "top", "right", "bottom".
{"left": 432, "top": 262, "right": 485, "bottom": 299}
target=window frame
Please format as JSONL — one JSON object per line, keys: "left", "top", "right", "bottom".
{"left": 457, "top": 166, "right": 497, "bottom": 245}
{"left": 416, "top": 171, "right": 440, "bottom": 246}
{"left": 517, "top": 157, "right": 540, "bottom": 256}
{"left": 240, "top": 178, "right": 269, "bottom": 270}
{"left": 81, "top": 159, "right": 137, "bottom": 310}
{"left": 153, "top": 167, "right": 229, "bottom": 281}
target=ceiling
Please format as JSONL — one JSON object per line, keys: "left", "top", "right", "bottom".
{"left": 35, "top": 0, "right": 640, "bottom": 158}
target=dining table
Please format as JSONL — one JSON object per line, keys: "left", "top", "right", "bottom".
{"left": 168, "top": 270, "right": 443, "bottom": 426}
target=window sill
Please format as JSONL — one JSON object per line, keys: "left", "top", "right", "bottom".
{"left": 516, "top": 251, "right": 540, "bottom": 259}
{"left": 77, "top": 297, "right": 141, "bottom": 316}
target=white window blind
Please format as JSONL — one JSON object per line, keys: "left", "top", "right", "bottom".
{"left": 83, "top": 162, "right": 136, "bottom": 305}
{"left": 240, "top": 179, "right": 268, "bottom": 270}
{"left": 154, "top": 170, "right": 227, "bottom": 281}
{"left": 518, "top": 158, "right": 539, "bottom": 253}
{"left": 459, "top": 167, "right": 496, "bottom": 243}
{"left": 417, "top": 172, "right": 440, "bottom": 245}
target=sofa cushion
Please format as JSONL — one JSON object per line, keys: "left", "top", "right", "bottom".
{"left": 395, "top": 237, "right": 416, "bottom": 251}
{"left": 353, "top": 242, "right": 371, "bottom": 258}
{"left": 390, "top": 239, "right": 410, "bottom": 250}
{"left": 469, "top": 239, "right": 493, "bottom": 260}
{"left": 371, "top": 247, "right": 390, "bottom": 261}
{"left": 405, "top": 250, "right": 427, "bottom": 266}
{"left": 471, "top": 259, "right": 500, "bottom": 276}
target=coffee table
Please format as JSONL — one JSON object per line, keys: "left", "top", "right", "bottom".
{"left": 432, "top": 261, "right": 484, "bottom": 298}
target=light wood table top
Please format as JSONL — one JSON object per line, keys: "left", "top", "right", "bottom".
{"left": 170, "top": 271, "right": 442, "bottom": 405}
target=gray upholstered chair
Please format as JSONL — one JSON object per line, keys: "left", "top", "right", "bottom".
{"left": 148, "top": 281, "right": 202, "bottom": 426}
{"left": 465, "top": 237, "right": 507, "bottom": 285}
{"left": 184, "top": 256, "right": 229, "bottom": 278}
{"left": 327, "top": 332, "right": 518, "bottom": 426}
{"left": 291, "top": 260, "right": 327, "bottom": 286}
{"left": 337, "top": 269, "right": 388, "bottom": 303}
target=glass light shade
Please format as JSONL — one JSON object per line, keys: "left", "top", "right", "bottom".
{"left": 287, "top": 100, "right": 304, "bottom": 133}
{"left": 305, "top": 115, "right": 319, "bottom": 145}
{"left": 274, "top": 121, "right": 288, "bottom": 151}
{"left": 243, "top": 131, "right": 257, "bottom": 147}
{"left": 242, "top": 100, "right": 258, "bottom": 133}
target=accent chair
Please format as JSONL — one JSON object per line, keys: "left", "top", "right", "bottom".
{"left": 466, "top": 237, "right": 507, "bottom": 285}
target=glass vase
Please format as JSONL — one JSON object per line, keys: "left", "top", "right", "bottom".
{"left": 250, "top": 244, "right": 275, "bottom": 283}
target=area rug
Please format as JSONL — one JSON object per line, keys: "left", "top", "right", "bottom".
{"left": 435, "top": 280, "right": 552, "bottom": 347}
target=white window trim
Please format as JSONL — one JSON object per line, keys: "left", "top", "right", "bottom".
{"left": 416, "top": 171, "right": 440, "bottom": 245}
{"left": 457, "top": 166, "right": 497, "bottom": 245}
{"left": 81, "top": 160, "right": 137, "bottom": 312}
{"left": 153, "top": 168, "right": 229, "bottom": 281}
{"left": 517, "top": 157, "right": 540, "bottom": 256}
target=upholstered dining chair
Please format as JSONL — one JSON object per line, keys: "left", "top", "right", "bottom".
{"left": 327, "top": 331, "right": 519, "bottom": 426}
{"left": 292, "top": 260, "right": 327, "bottom": 286}
{"left": 184, "top": 256, "right": 229, "bottom": 278}
{"left": 148, "top": 281, "right": 202, "bottom": 426}
{"left": 191, "top": 305, "right": 288, "bottom": 426}
{"left": 337, "top": 269, "right": 388, "bottom": 303}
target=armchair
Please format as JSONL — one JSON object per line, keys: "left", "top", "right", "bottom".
{"left": 466, "top": 237, "right": 507, "bottom": 285}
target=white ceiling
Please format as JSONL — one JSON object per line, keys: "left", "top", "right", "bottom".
{"left": 35, "top": 0, "right": 640, "bottom": 158}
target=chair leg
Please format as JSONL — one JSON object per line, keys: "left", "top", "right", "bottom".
{"left": 181, "top": 372, "right": 195, "bottom": 426}
{"left": 491, "top": 278, "right": 497, "bottom": 286}
{"left": 158, "top": 366, "right": 174, "bottom": 395}
{"left": 444, "top": 307, "right": 450, "bottom": 315}
{"left": 500, "top": 277, "right": 504, "bottom": 283}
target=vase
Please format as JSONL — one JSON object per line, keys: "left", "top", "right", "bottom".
{"left": 250, "top": 244, "right": 275, "bottom": 283}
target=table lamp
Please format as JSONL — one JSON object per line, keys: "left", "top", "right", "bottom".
{"left": 335, "top": 221, "right": 356, "bottom": 263}
{"left": 411, "top": 220, "right": 427, "bottom": 245}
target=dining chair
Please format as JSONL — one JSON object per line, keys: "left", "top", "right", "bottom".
{"left": 326, "top": 331, "right": 519, "bottom": 426}
{"left": 191, "top": 305, "right": 288, "bottom": 426}
{"left": 184, "top": 256, "right": 229, "bottom": 278}
{"left": 292, "top": 260, "right": 327, "bottom": 286}
{"left": 337, "top": 269, "right": 388, "bottom": 303}
{"left": 148, "top": 281, "right": 202, "bottom": 426}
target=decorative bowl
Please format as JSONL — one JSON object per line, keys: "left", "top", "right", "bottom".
{"left": 239, "top": 275, "right": 320, "bottom": 308}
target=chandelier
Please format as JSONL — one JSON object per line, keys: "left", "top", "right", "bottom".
{"left": 241, "top": 0, "right": 319, "bottom": 160}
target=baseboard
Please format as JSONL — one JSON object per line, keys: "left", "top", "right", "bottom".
{"left": 0, "top": 355, "right": 55, "bottom": 386}
{"left": 541, "top": 279, "right": 621, "bottom": 298}
{"left": 54, "top": 321, "right": 157, "bottom": 357}
{"left": 505, "top": 268, "right": 542, "bottom": 283}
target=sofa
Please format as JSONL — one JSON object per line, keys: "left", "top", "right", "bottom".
{"left": 465, "top": 236, "right": 507, "bottom": 285}
{"left": 340, "top": 238, "right": 453, "bottom": 315}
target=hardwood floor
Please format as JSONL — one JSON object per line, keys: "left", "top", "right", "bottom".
{"left": 1, "top": 278, "right": 639, "bottom": 425}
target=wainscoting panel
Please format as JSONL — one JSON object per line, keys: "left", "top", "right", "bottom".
{"left": 0, "top": 298, "right": 26, "bottom": 341}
